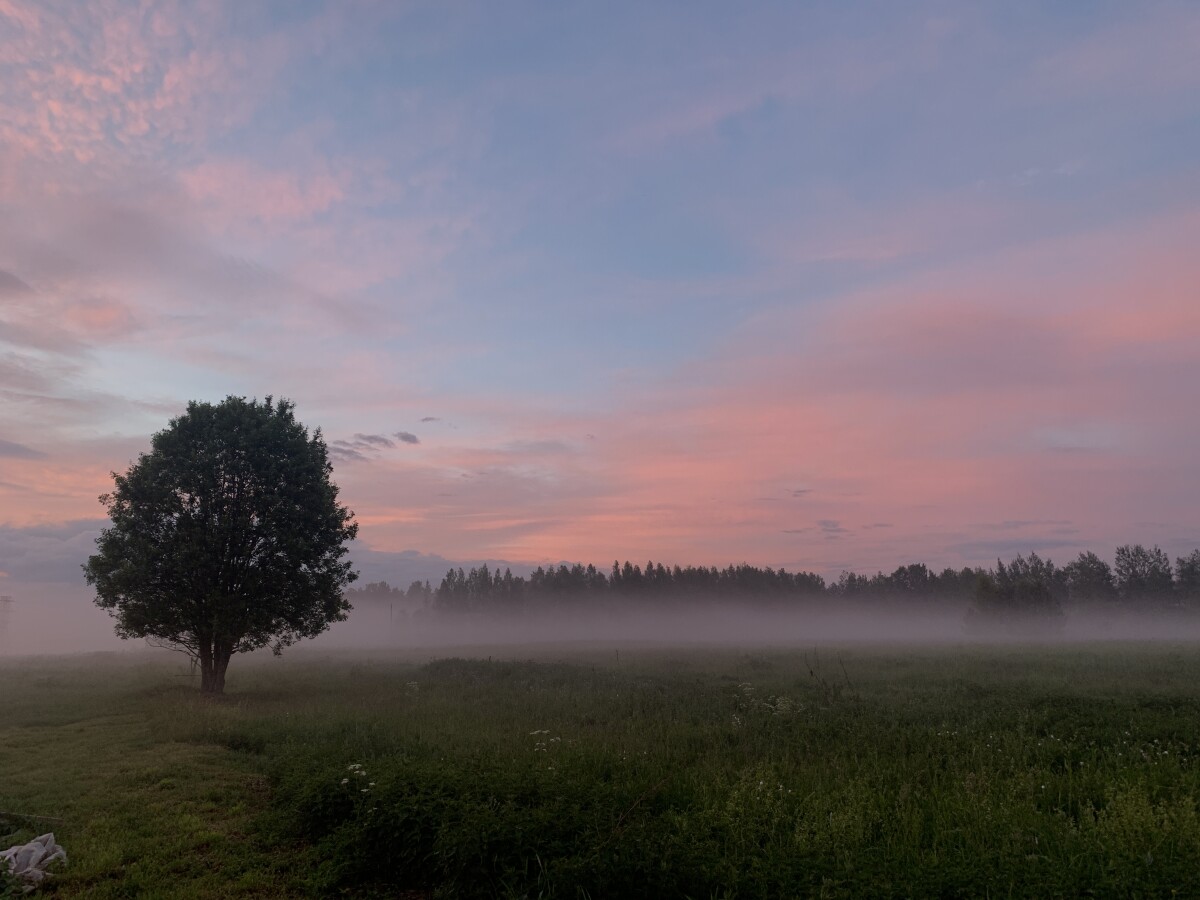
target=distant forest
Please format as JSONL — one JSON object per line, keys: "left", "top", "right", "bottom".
{"left": 346, "top": 545, "right": 1200, "bottom": 624}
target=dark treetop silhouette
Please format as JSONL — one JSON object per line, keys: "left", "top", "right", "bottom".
{"left": 351, "top": 547, "right": 1200, "bottom": 636}
{"left": 84, "top": 396, "right": 358, "bottom": 693}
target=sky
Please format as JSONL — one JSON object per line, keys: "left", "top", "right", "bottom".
{"left": 2, "top": 0, "right": 1199, "bottom": 592}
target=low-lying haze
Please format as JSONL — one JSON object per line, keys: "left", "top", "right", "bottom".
{"left": 7, "top": 583, "right": 1200, "bottom": 659}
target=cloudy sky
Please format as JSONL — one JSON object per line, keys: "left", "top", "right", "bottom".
{"left": 2, "top": 0, "right": 1199, "bottom": 588}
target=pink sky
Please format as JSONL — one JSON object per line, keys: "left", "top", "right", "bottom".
{"left": 2, "top": 1, "right": 1199, "bottom": 585}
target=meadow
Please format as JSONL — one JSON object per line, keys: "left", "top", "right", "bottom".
{"left": 3, "top": 642, "right": 1200, "bottom": 898}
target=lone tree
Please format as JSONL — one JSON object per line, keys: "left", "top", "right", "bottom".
{"left": 84, "top": 396, "right": 358, "bottom": 693}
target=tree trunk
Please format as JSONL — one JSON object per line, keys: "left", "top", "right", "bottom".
{"left": 197, "top": 633, "right": 235, "bottom": 694}
{"left": 198, "top": 637, "right": 217, "bottom": 694}
{"left": 196, "top": 628, "right": 237, "bottom": 695}
{"left": 212, "top": 642, "right": 232, "bottom": 695}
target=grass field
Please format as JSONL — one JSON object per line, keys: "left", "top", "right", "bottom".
{"left": 4, "top": 642, "right": 1200, "bottom": 898}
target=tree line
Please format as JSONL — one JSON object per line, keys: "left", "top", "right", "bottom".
{"left": 347, "top": 544, "right": 1200, "bottom": 619}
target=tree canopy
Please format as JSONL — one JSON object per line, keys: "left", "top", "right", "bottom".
{"left": 84, "top": 396, "right": 358, "bottom": 693}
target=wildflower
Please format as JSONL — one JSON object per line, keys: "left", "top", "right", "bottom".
{"left": 341, "top": 778, "right": 349, "bottom": 785}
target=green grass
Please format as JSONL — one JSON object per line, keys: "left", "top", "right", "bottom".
{"left": 0, "top": 655, "right": 291, "bottom": 898}
{"left": 4, "top": 644, "right": 1200, "bottom": 897}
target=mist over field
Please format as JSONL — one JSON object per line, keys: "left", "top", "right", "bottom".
{"left": 0, "top": 583, "right": 124, "bottom": 656}
{"left": 8, "top": 582, "right": 1200, "bottom": 659}
{"left": 321, "top": 600, "right": 1200, "bottom": 649}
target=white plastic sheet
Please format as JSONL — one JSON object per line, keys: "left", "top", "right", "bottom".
{"left": 1, "top": 833, "right": 67, "bottom": 891}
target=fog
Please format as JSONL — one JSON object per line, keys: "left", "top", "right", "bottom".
{"left": 0, "top": 583, "right": 127, "bottom": 656}
{"left": 321, "top": 600, "right": 1200, "bottom": 648}
{"left": 7, "top": 584, "right": 1200, "bottom": 659}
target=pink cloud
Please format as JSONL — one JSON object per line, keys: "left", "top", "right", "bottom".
{"left": 61, "top": 297, "right": 139, "bottom": 337}
{"left": 0, "top": 0, "right": 40, "bottom": 30}
{"left": 0, "top": 454, "right": 117, "bottom": 526}
{"left": 181, "top": 159, "right": 347, "bottom": 224}
{"left": 0, "top": 0, "right": 341, "bottom": 173}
